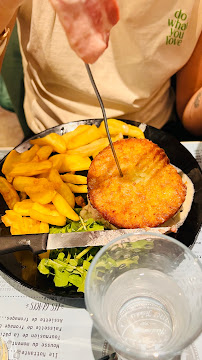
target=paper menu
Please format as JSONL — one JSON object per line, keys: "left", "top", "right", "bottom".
{"left": 0, "top": 272, "right": 94, "bottom": 360}
{"left": 0, "top": 142, "right": 201, "bottom": 360}
{"left": 0, "top": 250, "right": 201, "bottom": 360}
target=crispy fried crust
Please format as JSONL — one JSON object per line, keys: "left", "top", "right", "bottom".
{"left": 87, "top": 138, "right": 187, "bottom": 229}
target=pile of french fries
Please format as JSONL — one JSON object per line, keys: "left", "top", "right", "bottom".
{"left": 0, "top": 119, "right": 144, "bottom": 235}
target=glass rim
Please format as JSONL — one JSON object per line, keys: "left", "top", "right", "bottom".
{"left": 85, "top": 231, "right": 202, "bottom": 359}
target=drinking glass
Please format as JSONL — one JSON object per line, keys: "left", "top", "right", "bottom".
{"left": 85, "top": 232, "right": 202, "bottom": 360}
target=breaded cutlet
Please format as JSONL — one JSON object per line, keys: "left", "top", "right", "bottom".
{"left": 87, "top": 138, "right": 187, "bottom": 229}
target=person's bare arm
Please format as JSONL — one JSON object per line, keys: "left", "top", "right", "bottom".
{"left": 0, "top": 0, "right": 24, "bottom": 71}
{"left": 176, "top": 32, "right": 202, "bottom": 136}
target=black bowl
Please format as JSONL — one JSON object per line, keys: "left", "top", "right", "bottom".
{"left": 0, "top": 119, "right": 201, "bottom": 298}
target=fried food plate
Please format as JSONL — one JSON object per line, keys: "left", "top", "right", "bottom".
{"left": 0, "top": 119, "right": 201, "bottom": 300}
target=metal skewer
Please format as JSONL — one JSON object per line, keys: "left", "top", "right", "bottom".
{"left": 85, "top": 63, "right": 123, "bottom": 177}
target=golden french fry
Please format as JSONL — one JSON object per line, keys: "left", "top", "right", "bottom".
{"left": 37, "top": 172, "right": 50, "bottom": 179}
{"left": 10, "top": 227, "right": 22, "bottom": 235}
{"left": 2, "top": 146, "right": 41, "bottom": 182}
{"left": 31, "top": 155, "right": 39, "bottom": 162}
{"left": 59, "top": 183, "right": 75, "bottom": 208}
{"left": 66, "top": 124, "right": 102, "bottom": 149}
{"left": 99, "top": 118, "right": 145, "bottom": 139}
{"left": 92, "top": 151, "right": 99, "bottom": 159}
{"left": 2, "top": 209, "right": 48, "bottom": 236}
{"left": 20, "top": 144, "right": 40, "bottom": 162}
{"left": 1, "top": 210, "right": 22, "bottom": 227}
{"left": 59, "top": 154, "right": 91, "bottom": 173}
{"left": 49, "top": 154, "right": 65, "bottom": 171}
{"left": 9, "top": 160, "right": 52, "bottom": 177}
{"left": 6, "top": 174, "right": 14, "bottom": 183}
{"left": 62, "top": 124, "right": 91, "bottom": 145}
{"left": 10, "top": 217, "right": 49, "bottom": 235}
{"left": 10, "top": 227, "right": 21, "bottom": 235}
{"left": 48, "top": 168, "right": 75, "bottom": 208}
{"left": 25, "top": 188, "right": 56, "bottom": 205}
{"left": 39, "top": 222, "right": 50, "bottom": 233}
{"left": 24, "top": 178, "right": 56, "bottom": 204}
{"left": 30, "top": 133, "right": 66, "bottom": 154}
{"left": 36, "top": 145, "right": 53, "bottom": 161}
{"left": 13, "top": 199, "right": 34, "bottom": 216}
{"left": 29, "top": 208, "right": 66, "bottom": 226}
{"left": 67, "top": 183, "right": 88, "bottom": 193}
{"left": 52, "top": 193, "right": 79, "bottom": 221}
{"left": 13, "top": 176, "right": 40, "bottom": 192}
{"left": 128, "top": 124, "right": 145, "bottom": 138}
{"left": 48, "top": 168, "right": 65, "bottom": 188}
{"left": 66, "top": 133, "right": 123, "bottom": 157}
{"left": 60, "top": 173, "right": 87, "bottom": 184}
{"left": 0, "top": 176, "right": 20, "bottom": 209}
{"left": 99, "top": 118, "right": 127, "bottom": 136}
{"left": 2, "top": 150, "right": 21, "bottom": 181}
{"left": 32, "top": 202, "right": 62, "bottom": 217}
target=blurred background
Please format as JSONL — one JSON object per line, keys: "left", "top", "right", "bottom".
{"left": 0, "top": 24, "right": 31, "bottom": 147}
{"left": 0, "top": 91, "right": 23, "bottom": 147}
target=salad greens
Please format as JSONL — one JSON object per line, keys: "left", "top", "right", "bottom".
{"left": 49, "top": 217, "right": 104, "bottom": 234}
{"left": 38, "top": 246, "right": 101, "bottom": 292}
{"left": 38, "top": 209, "right": 105, "bottom": 292}
{"left": 37, "top": 205, "right": 154, "bottom": 293}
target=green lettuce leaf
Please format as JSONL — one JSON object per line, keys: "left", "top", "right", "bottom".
{"left": 49, "top": 217, "right": 104, "bottom": 234}
{"left": 38, "top": 247, "right": 100, "bottom": 292}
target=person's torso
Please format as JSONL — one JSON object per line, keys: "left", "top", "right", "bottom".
{"left": 17, "top": 0, "right": 202, "bottom": 133}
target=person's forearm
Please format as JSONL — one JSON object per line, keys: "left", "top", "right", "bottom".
{"left": 0, "top": 0, "right": 23, "bottom": 70}
{"left": 176, "top": 32, "right": 202, "bottom": 120}
{"left": 182, "top": 87, "right": 202, "bottom": 136}
{"left": 0, "top": 0, "right": 23, "bottom": 33}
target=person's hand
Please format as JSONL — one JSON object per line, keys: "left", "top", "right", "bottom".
{"left": 48, "top": 0, "right": 119, "bottom": 64}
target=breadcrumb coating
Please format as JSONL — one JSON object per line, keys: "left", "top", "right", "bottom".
{"left": 87, "top": 138, "right": 187, "bottom": 229}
